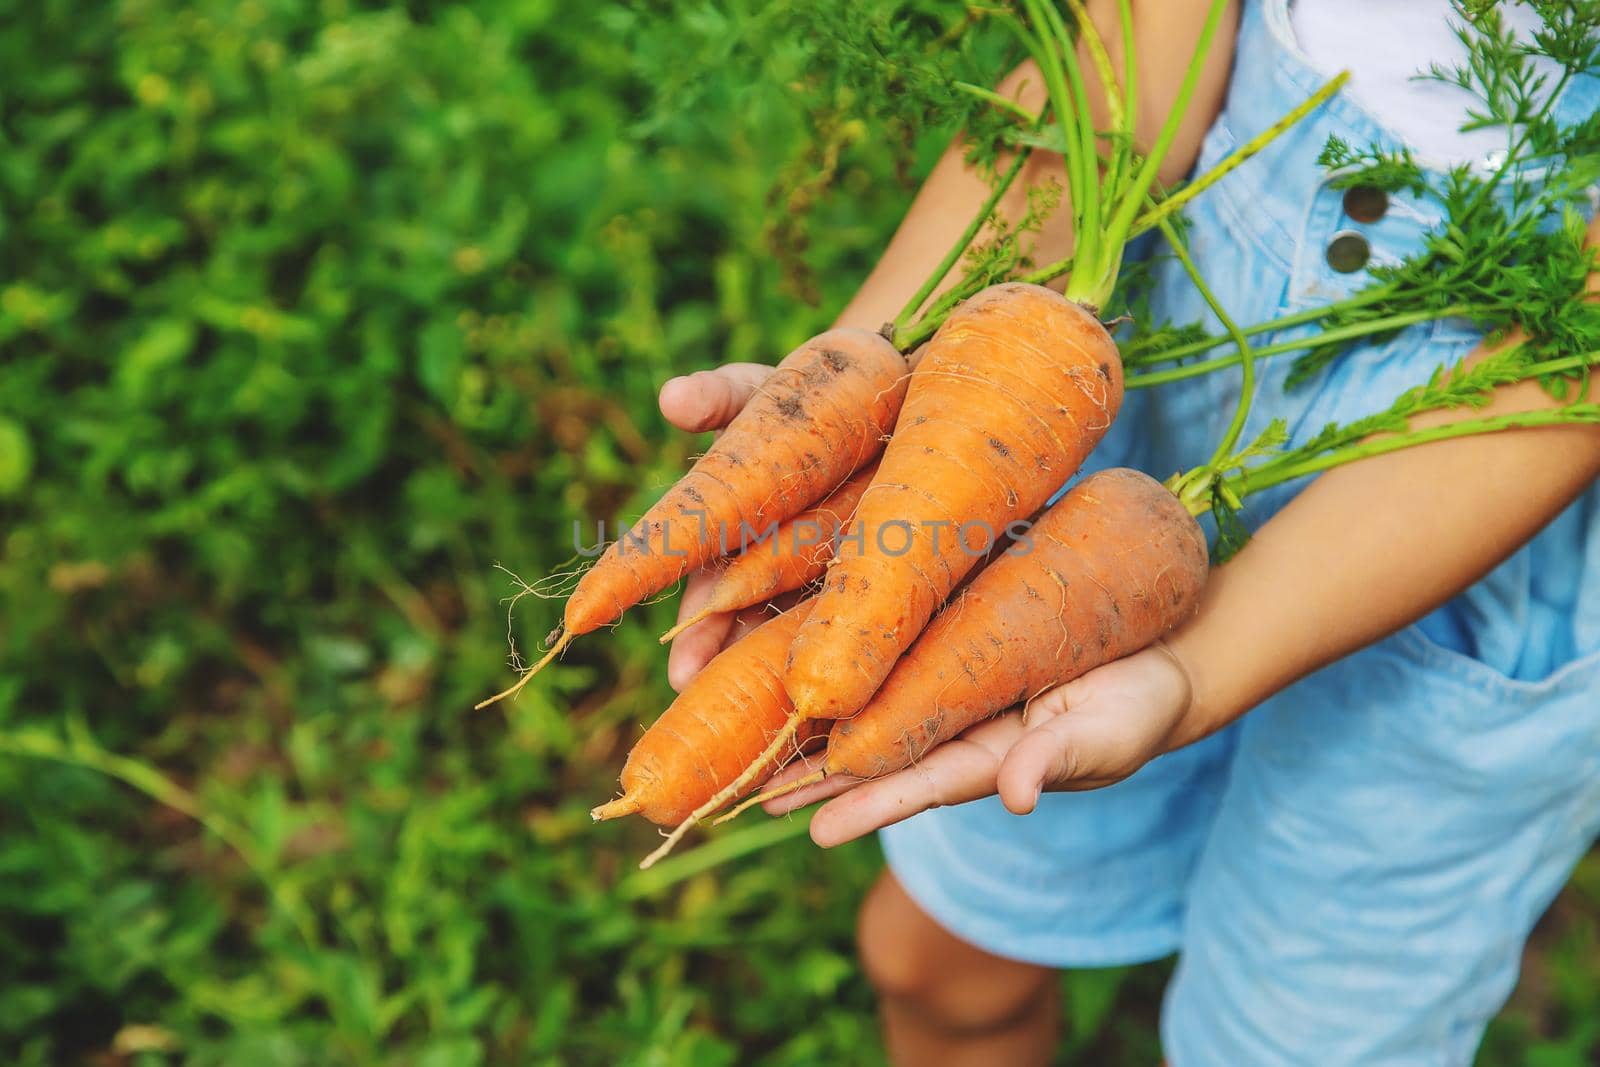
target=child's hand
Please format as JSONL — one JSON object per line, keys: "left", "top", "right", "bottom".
{"left": 760, "top": 643, "right": 1197, "bottom": 847}
{"left": 657, "top": 365, "right": 777, "bottom": 690}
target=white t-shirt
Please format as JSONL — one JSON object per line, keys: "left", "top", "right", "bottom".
{"left": 1290, "top": 0, "right": 1549, "bottom": 166}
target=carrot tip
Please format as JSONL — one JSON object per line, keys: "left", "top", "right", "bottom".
{"left": 707, "top": 806, "right": 747, "bottom": 828}
{"left": 474, "top": 631, "right": 574, "bottom": 711}
{"left": 638, "top": 820, "right": 695, "bottom": 870}
{"left": 658, "top": 609, "right": 710, "bottom": 645}
{"left": 710, "top": 768, "right": 826, "bottom": 826}
{"left": 636, "top": 717, "right": 805, "bottom": 869}
{"left": 591, "top": 795, "right": 641, "bottom": 822}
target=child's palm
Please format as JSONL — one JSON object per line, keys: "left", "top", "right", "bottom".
{"left": 761, "top": 644, "right": 1195, "bottom": 847}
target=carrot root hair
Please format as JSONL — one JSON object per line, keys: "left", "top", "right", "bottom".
{"left": 474, "top": 630, "right": 573, "bottom": 711}
{"left": 590, "top": 795, "right": 642, "bottom": 821}
{"left": 658, "top": 607, "right": 714, "bottom": 645}
{"left": 710, "top": 769, "right": 825, "bottom": 826}
{"left": 493, "top": 558, "right": 591, "bottom": 604}
{"left": 637, "top": 716, "right": 802, "bottom": 869}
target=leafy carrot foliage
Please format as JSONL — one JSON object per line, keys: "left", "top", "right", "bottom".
{"left": 0, "top": 1, "right": 1595, "bottom": 1064}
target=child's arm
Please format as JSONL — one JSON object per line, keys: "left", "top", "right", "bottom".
{"left": 1166, "top": 343, "right": 1600, "bottom": 754}
{"left": 664, "top": 1, "right": 1239, "bottom": 688}
{"left": 764, "top": 222, "right": 1600, "bottom": 844}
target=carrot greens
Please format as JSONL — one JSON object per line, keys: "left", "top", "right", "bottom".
{"left": 1174, "top": 340, "right": 1600, "bottom": 557}
{"left": 1124, "top": 0, "right": 1600, "bottom": 391}
{"left": 885, "top": 1, "right": 1345, "bottom": 350}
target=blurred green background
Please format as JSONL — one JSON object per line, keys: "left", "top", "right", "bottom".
{"left": 1, "top": 1, "right": 1595, "bottom": 1064}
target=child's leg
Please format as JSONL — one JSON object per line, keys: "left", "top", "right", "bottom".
{"left": 858, "top": 870, "right": 1059, "bottom": 1067}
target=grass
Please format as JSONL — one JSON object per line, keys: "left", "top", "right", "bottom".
{"left": 0, "top": 1, "right": 1594, "bottom": 1063}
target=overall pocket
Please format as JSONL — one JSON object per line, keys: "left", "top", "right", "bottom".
{"left": 1367, "top": 623, "right": 1600, "bottom": 809}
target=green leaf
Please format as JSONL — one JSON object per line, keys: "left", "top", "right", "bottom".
{"left": 418, "top": 319, "right": 464, "bottom": 407}
{"left": 0, "top": 418, "right": 33, "bottom": 497}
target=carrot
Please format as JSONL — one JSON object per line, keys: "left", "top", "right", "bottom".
{"left": 829, "top": 467, "right": 1205, "bottom": 775}
{"left": 785, "top": 282, "right": 1123, "bottom": 723}
{"left": 478, "top": 330, "right": 905, "bottom": 709}
{"left": 623, "top": 286, "right": 1126, "bottom": 864}
{"left": 658, "top": 461, "right": 878, "bottom": 644}
{"left": 593, "top": 602, "right": 820, "bottom": 832}
{"left": 721, "top": 468, "right": 1206, "bottom": 813}
{"left": 490, "top": 0, "right": 1296, "bottom": 713}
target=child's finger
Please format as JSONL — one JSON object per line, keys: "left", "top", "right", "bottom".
{"left": 658, "top": 364, "right": 775, "bottom": 434}
{"left": 665, "top": 568, "right": 736, "bottom": 691}
{"left": 993, "top": 689, "right": 1080, "bottom": 815}
{"left": 807, "top": 715, "right": 1024, "bottom": 848}
{"left": 993, "top": 686, "right": 1137, "bottom": 813}
{"left": 759, "top": 758, "right": 858, "bottom": 815}
{"left": 996, "top": 650, "right": 1191, "bottom": 808}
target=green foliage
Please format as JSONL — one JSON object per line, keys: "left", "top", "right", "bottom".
{"left": 1426, "top": 0, "right": 1600, "bottom": 139}
{"left": 1481, "top": 852, "right": 1600, "bottom": 1067}
{"left": 1286, "top": 169, "right": 1600, "bottom": 388}
{"left": 0, "top": 0, "right": 926, "bottom": 1062}
{"left": 1310, "top": 2, "right": 1600, "bottom": 368}
{"left": 1, "top": 1, "right": 1596, "bottom": 1063}
{"left": 1285, "top": 0, "right": 1600, "bottom": 390}
{"left": 628, "top": 0, "right": 1014, "bottom": 305}
{"left": 1130, "top": 2, "right": 1600, "bottom": 393}
{"left": 1316, "top": 135, "right": 1429, "bottom": 196}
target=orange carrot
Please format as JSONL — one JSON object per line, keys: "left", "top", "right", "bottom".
{"left": 723, "top": 469, "right": 1204, "bottom": 815}
{"left": 589, "top": 602, "right": 819, "bottom": 868}
{"left": 640, "top": 289, "right": 1128, "bottom": 863}
{"left": 828, "top": 468, "right": 1206, "bottom": 776}
{"left": 593, "top": 602, "right": 813, "bottom": 827}
{"left": 658, "top": 461, "right": 878, "bottom": 643}
{"left": 479, "top": 330, "right": 905, "bottom": 709}
{"left": 786, "top": 282, "right": 1123, "bottom": 723}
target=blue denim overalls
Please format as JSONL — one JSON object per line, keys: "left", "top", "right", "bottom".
{"left": 881, "top": 2, "right": 1600, "bottom": 1062}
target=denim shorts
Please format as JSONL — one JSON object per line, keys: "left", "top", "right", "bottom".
{"left": 881, "top": 2, "right": 1600, "bottom": 1063}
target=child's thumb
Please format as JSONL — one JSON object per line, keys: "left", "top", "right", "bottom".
{"left": 659, "top": 364, "right": 774, "bottom": 433}
{"left": 997, "top": 670, "right": 1165, "bottom": 811}
{"left": 994, "top": 683, "right": 1085, "bottom": 814}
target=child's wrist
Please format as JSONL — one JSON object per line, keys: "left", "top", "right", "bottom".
{"left": 1155, "top": 628, "right": 1227, "bottom": 753}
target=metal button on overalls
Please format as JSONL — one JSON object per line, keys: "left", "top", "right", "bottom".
{"left": 1325, "top": 231, "right": 1370, "bottom": 273}
{"left": 1341, "top": 185, "right": 1389, "bottom": 223}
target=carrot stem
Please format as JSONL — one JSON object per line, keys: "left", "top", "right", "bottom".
{"left": 901, "top": 54, "right": 1342, "bottom": 347}
{"left": 1075, "top": 0, "right": 1229, "bottom": 307}
{"left": 1115, "top": 0, "right": 1136, "bottom": 151}
{"left": 952, "top": 81, "right": 1041, "bottom": 125}
{"left": 1155, "top": 215, "right": 1256, "bottom": 469}
{"left": 1136, "top": 72, "right": 1349, "bottom": 243}
{"left": 891, "top": 138, "right": 1035, "bottom": 337}
{"left": 1034, "top": 0, "right": 1103, "bottom": 274}
{"left": 1123, "top": 306, "right": 1474, "bottom": 390}
{"left": 474, "top": 630, "right": 573, "bottom": 710}
{"left": 1120, "top": 287, "right": 1397, "bottom": 366}
{"left": 1021, "top": 72, "right": 1349, "bottom": 290}
{"left": 1064, "top": 0, "right": 1125, "bottom": 181}
{"left": 1219, "top": 404, "right": 1600, "bottom": 507}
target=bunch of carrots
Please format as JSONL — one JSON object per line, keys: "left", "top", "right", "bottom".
{"left": 481, "top": 1, "right": 1600, "bottom": 869}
